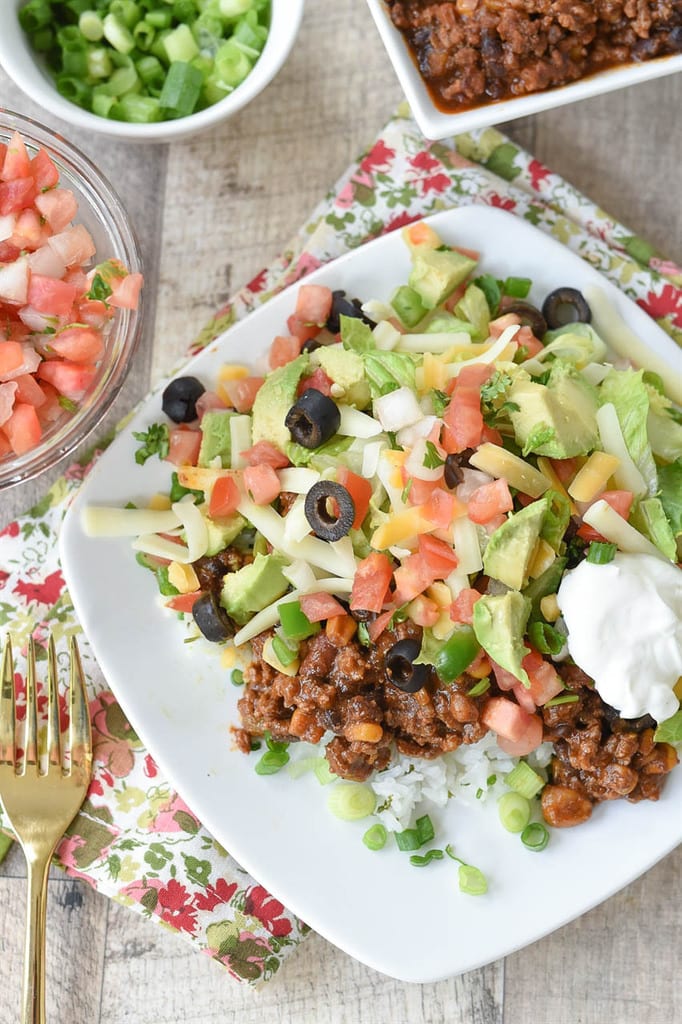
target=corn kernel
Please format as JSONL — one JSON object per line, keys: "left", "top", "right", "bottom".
{"left": 540, "top": 594, "right": 561, "bottom": 622}
{"left": 218, "top": 364, "right": 249, "bottom": 381}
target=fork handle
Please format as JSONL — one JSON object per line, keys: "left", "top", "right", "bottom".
{"left": 21, "top": 845, "right": 55, "bottom": 1024}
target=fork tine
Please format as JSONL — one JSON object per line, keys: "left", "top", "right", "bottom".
{"left": 0, "top": 637, "right": 15, "bottom": 766}
{"left": 46, "top": 635, "right": 61, "bottom": 772}
{"left": 68, "top": 637, "right": 92, "bottom": 774}
{"left": 23, "top": 637, "right": 38, "bottom": 772}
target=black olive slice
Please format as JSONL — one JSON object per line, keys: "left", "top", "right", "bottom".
{"left": 304, "top": 480, "right": 355, "bottom": 541}
{"left": 443, "top": 449, "right": 475, "bottom": 489}
{"left": 499, "top": 298, "right": 547, "bottom": 339}
{"left": 326, "top": 289, "right": 375, "bottom": 335}
{"left": 285, "top": 389, "right": 341, "bottom": 449}
{"left": 162, "top": 376, "right": 205, "bottom": 423}
{"left": 192, "top": 592, "right": 236, "bottom": 643}
{"left": 385, "top": 639, "right": 429, "bottom": 694}
{"left": 541, "top": 288, "right": 591, "bottom": 330}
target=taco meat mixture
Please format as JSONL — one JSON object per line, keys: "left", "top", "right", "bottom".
{"left": 386, "top": 1, "right": 682, "bottom": 111}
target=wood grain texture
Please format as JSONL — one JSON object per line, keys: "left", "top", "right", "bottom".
{"left": 1, "top": 0, "right": 681, "bottom": 1020}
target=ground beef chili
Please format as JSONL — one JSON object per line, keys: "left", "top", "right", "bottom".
{"left": 387, "top": 1, "right": 682, "bottom": 111}
{"left": 237, "top": 620, "right": 678, "bottom": 825}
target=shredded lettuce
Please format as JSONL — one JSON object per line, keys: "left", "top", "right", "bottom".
{"left": 364, "top": 350, "right": 417, "bottom": 398}
{"left": 658, "top": 459, "right": 682, "bottom": 538}
{"left": 631, "top": 497, "right": 678, "bottom": 562}
{"left": 599, "top": 369, "right": 658, "bottom": 495}
{"left": 645, "top": 384, "right": 682, "bottom": 463}
{"left": 534, "top": 322, "right": 607, "bottom": 369}
{"left": 340, "top": 315, "right": 375, "bottom": 353}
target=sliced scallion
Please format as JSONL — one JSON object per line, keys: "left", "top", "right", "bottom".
{"left": 327, "top": 783, "right": 376, "bottom": 821}
{"left": 362, "top": 824, "right": 387, "bottom": 851}
{"left": 505, "top": 761, "right": 545, "bottom": 800}
{"left": 498, "top": 792, "right": 532, "bottom": 833}
{"left": 521, "top": 822, "right": 550, "bottom": 851}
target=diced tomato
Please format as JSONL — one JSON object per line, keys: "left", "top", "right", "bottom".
{"left": 449, "top": 587, "right": 481, "bottom": 625}
{"left": 295, "top": 284, "right": 333, "bottom": 326}
{"left": 244, "top": 464, "right": 281, "bottom": 505}
{"left": 405, "top": 472, "right": 439, "bottom": 506}
{"left": 34, "top": 189, "right": 77, "bottom": 232}
{"left": 0, "top": 340, "right": 24, "bottom": 377}
{"left": 208, "top": 475, "right": 240, "bottom": 518}
{"left": 286, "top": 313, "right": 320, "bottom": 344}
{"left": 515, "top": 326, "right": 544, "bottom": 360}
{"left": 13, "top": 373, "right": 45, "bottom": 407}
{"left": 3, "top": 401, "right": 42, "bottom": 454}
{"left": 10, "top": 209, "right": 42, "bottom": 250}
{"left": 512, "top": 682, "right": 537, "bottom": 714}
{"left": 27, "top": 275, "right": 78, "bottom": 318}
{"left": 456, "top": 365, "right": 494, "bottom": 390}
{"left": 0, "top": 428, "right": 11, "bottom": 456}
{"left": 50, "top": 326, "right": 104, "bottom": 363}
{"left": 393, "top": 552, "right": 435, "bottom": 604}
{"left": 1, "top": 132, "right": 31, "bottom": 180}
{"left": 0, "top": 381, "right": 16, "bottom": 425}
{"left": 269, "top": 334, "right": 303, "bottom": 369}
{"left": 491, "top": 659, "right": 521, "bottom": 692}
{"left": 36, "top": 382, "right": 63, "bottom": 425}
{"left": 297, "top": 367, "right": 334, "bottom": 398}
{"left": 223, "top": 375, "right": 263, "bottom": 413}
{"left": 109, "top": 271, "right": 143, "bottom": 309}
{"left": 350, "top": 552, "right": 393, "bottom": 613}
{"left": 0, "top": 178, "right": 36, "bottom": 216}
{"left": 408, "top": 593, "right": 440, "bottom": 628}
{"left": 467, "top": 478, "right": 513, "bottom": 524}
{"left": 488, "top": 312, "right": 521, "bottom": 338}
{"left": 442, "top": 371, "right": 486, "bottom": 453}
{"left": 299, "top": 592, "right": 346, "bottom": 622}
{"left": 336, "top": 466, "right": 372, "bottom": 529}
{"left": 165, "top": 592, "right": 202, "bottom": 613}
{"left": 481, "top": 697, "right": 543, "bottom": 755}
{"left": 417, "top": 534, "right": 459, "bottom": 578}
{"left": 550, "top": 457, "right": 580, "bottom": 486}
{"left": 165, "top": 426, "right": 201, "bottom": 467}
{"left": 0, "top": 241, "right": 21, "bottom": 264}
{"left": 480, "top": 424, "right": 504, "bottom": 446}
{"left": 240, "top": 439, "right": 289, "bottom": 468}
{"left": 367, "top": 607, "right": 395, "bottom": 642}
{"left": 423, "top": 486, "right": 463, "bottom": 527}
{"left": 30, "top": 148, "right": 59, "bottom": 190}
{"left": 194, "top": 390, "right": 226, "bottom": 420}
{"left": 518, "top": 648, "right": 565, "bottom": 707}
{"left": 37, "top": 360, "right": 96, "bottom": 400}
{"left": 577, "top": 489, "right": 634, "bottom": 542}
{"left": 77, "top": 298, "right": 114, "bottom": 328}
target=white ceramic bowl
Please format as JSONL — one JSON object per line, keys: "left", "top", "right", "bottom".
{"left": 366, "top": 0, "right": 682, "bottom": 140}
{"left": 0, "top": 0, "right": 304, "bottom": 143}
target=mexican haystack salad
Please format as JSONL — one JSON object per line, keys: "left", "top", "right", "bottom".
{"left": 85, "top": 220, "right": 682, "bottom": 872}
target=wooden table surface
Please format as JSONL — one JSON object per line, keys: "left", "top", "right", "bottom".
{"left": 1, "top": 2, "right": 681, "bottom": 1022}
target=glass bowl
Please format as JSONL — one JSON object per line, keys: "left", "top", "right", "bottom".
{"left": 0, "top": 108, "right": 143, "bottom": 489}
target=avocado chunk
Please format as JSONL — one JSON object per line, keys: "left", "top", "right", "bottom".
{"left": 312, "top": 344, "right": 370, "bottom": 407}
{"left": 198, "top": 410, "right": 235, "bottom": 468}
{"left": 251, "top": 354, "right": 309, "bottom": 451}
{"left": 454, "top": 283, "right": 490, "bottom": 340}
{"left": 472, "top": 590, "right": 531, "bottom": 687}
{"left": 220, "top": 552, "right": 289, "bottom": 625}
{"left": 508, "top": 360, "right": 599, "bottom": 458}
{"left": 408, "top": 248, "right": 477, "bottom": 310}
{"left": 203, "top": 511, "right": 246, "bottom": 557}
{"left": 483, "top": 497, "right": 548, "bottom": 591}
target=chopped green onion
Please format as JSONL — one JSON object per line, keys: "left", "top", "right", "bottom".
{"left": 146, "top": 8, "right": 172, "bottom": 29}
{"left": 287, "top": 756, "right": 323, "bottom": 780}
{"left": 467, "top": 677, "right": 490, "bottom": 697}
{"left": 163, "top": 22, "right": 199, "bottom": 63}
{"left": 159, "top": 61, "right": 203, "bottom": 118}
{"left": 527, "top": 620, "right": 565, "bottom": 656}
{"left": 504, "top": 276, "right": 532, "bottom": 299}
{"left": 505, "top": 761, "right": 545, "bottom": 800}
{"left": 587, "top": 541, "right": 618, "bottom": 564}
{"left": 79, "top": 11, "right": 104, "bottom": 41}
{"left": 362, "top": 824, "right": 387, "bottom": 851}
{"left": 410, "top": 849, "right": 444, "bottom": 867}
{"left": 327, "top": 782, "right": 376, "bottom": 821}
{"left": 394, "top": 814, "right": 434, "bottom": 852}
{"left": 521, "top": 822, "right": 550, "bottom": 851}
{"left": 102, "top": 12, "right": 135, "bottom": 53}
{"left": 457, "top": 864, "right": 488, "bottom": 895}
{"left": 254, "top": 749, "right": 289, "bottom": 775}
{"left": 231, "top": 669, "right": 244, "bottom": 686}
{"left": 271, "top": 634, "right": 298, "bottom": 667}
{"left": 313, "top": 759, "right": 336, "bottom": 785}
{"left": 498, "top": 792, "right": 531, "bottom": 833}
{"left": 544, "top": 693, "right": 580, "bottom": 707}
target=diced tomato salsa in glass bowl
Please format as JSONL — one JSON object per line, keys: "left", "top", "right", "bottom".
{"left": 0, "top": 108, "right": 143, "bottom": 488}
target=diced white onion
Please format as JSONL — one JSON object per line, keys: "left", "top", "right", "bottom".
{"left": 28, "top": 245, "right": 67, "bottom": 279}
{"left": 278, "top": 467, "right": 320, "bottom": 493}
{"left": 233, "top": 577, "right": 355, "bottom": 646}
{"left": 582, "top": 500, "right": 667, "bottom": 560}
{"left": 596, "top": 403, "right": 647, "bottom": 497}
{"left": 455, "top": 467, "right": 494, "bottom": 504}
{"left": 396, "top": 331, "right": 471, "bottom": 354}
{"left": 404, "top": 436, "right": 445, "bottom": 482}
{"left": 452, "top": 516, "right": 483, "bottom": 574}
{"left": 374, "top": 386, "right": 423, "bottom": 431}
{"left": 171, "top": 498, "right": 209, "bottom": 561}
{"left": 396, "top": 415, "right": 438, "bottom": 449}
{"left": 361, "top": 299, "right": 395, "bottom": 322}
{"left": 445, "top": 325, "right": 520, "bottom": 378}
{"left": 372, "top": 320, "right": 401, "bottom": 351}
{"left": 229, "top": 414, "right": 252, "bottom": 470}
{"left": 0, "top": 213, "right": 16, "bottom": 242}
{"left": 361, "top": 441, "right": 384, "bottom": 479}
{"left": 581, "top": 361, "right": 612, "bottom": 386}
{"left": 337, "top": 405, "right": 383, "bottom": 438}
{"left": 18, "top": 305, "right": 56, "bottom": 332}
{"left": 444, "top": 570, "right": 471, "bottom": 599}
{"left": 82, "top": 506, "right": 180, "bottom": 537}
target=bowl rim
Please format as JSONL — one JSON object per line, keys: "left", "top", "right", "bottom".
{"left": 0, "top": 0, "right": 305, "bottom": 142}
{"left": 0, "top": 108, "right": 144, "bottom": 489}
{"left": 365, "top": 0, "right": 682, "bottom": 140}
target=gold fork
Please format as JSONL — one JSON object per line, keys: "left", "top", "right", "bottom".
{"left": 0, "top": 635, "right": 93, "bottom": 1024}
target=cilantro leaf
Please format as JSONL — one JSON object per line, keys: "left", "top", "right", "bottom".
{"left": 133, "top": 423, "right": 170, "bottom": 465}
{"left": 423, "top": 441, "right": 444, "bottom": 469}
{"left": 86, "top": 273, "right": 113, "bottom": 302}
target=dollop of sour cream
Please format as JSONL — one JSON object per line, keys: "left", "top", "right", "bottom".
{"left": 557, "top": 552, "right": 682, "bottom": 723}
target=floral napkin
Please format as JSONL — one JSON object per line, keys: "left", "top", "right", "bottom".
{"left": 1, "top": 104, "right": 680, "bottom": 987}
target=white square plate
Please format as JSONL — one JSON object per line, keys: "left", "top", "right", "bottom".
{"left": 365, "top": 0, "right": 682, "bottom": 140}
{"left": 60, "top": 207, "right": 682, "bottom": 983}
